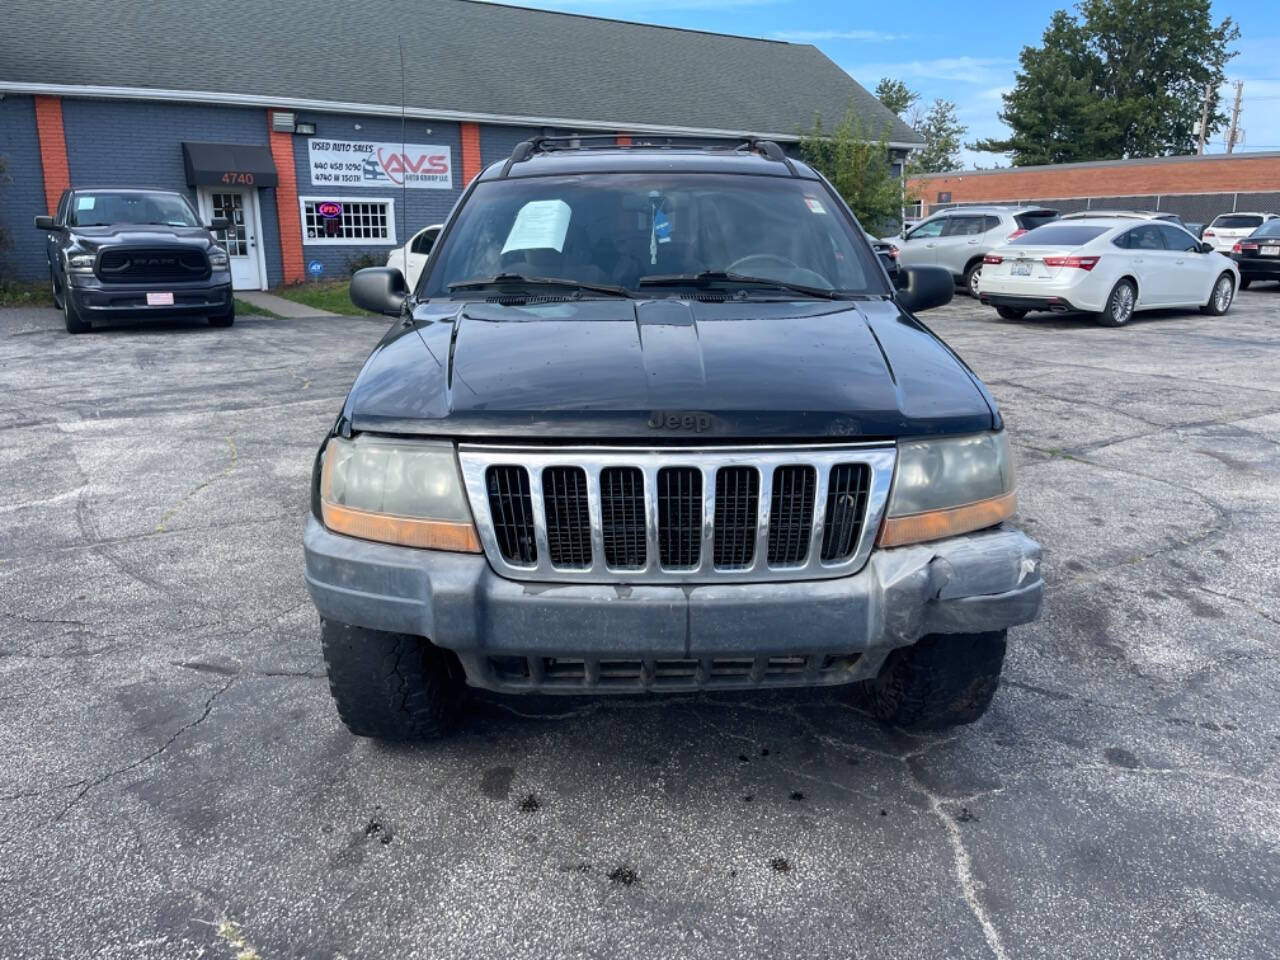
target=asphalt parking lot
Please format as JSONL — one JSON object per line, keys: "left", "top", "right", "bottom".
{"left": 2, "top": 288, "right": 1278, "bottom": 960}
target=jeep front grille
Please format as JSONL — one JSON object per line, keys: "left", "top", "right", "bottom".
{"left": 461, "top": 445, "right": 895, "bottom": 584}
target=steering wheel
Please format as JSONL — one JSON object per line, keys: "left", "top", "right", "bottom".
{"left": 725, "top": 253, "right": 832, "bottom": 290}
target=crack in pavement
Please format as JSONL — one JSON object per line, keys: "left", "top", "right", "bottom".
{"left": 48, "top": 675, "right": 237, "bottom": 826}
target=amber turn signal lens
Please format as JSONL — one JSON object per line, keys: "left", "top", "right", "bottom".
{"left": 321, "top": 502, "right": 482, "bottom": 553}
{"left": 877, "top": 491, "right": 1017, "bottom": 548}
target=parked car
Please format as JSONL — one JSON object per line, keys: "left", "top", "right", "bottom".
{"left": 978, "top": 217, "right": 1239, "bottom": 326}
{"left": 1231, "top": 218, "right": 1280, "bottom": 288}
{"left": 864, "top": 229, "right": 899, "bottom": 278}
{"left": 1202, "top": 212, "right": 1279, "bottom": 253}
{"left": 387, "top": 223, "right": 442, "bottom": 289}
{"left": 34, "top": 187, "right": 234, "bottom": 334}
{"left": 1060, "top": 209, "right": 1190, "bottom": 230}
{"left": 303, "top": 138, "right": 1043, "bottom": 740}
{"left": 892, "top": 206, "right": 1059, "bottom": 298}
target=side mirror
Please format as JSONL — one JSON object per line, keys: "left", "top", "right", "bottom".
{"left": 895, "top": 265, "right": 953, "bottom": 313}
{"left": 350, "top": 267, "right": 409, "bottom": 316}
{"left": 208, "top": 218, "right": 230, "bottom": 232}
{"left": 1198, "top": 241, "right": 1214, "bottom": 254}
{"left": 34, "top": 215, "right": 56, "bottom": 231}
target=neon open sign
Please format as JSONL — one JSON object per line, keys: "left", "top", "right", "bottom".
{"left": 316, "top": 201, "right": 343, "bottom": 219}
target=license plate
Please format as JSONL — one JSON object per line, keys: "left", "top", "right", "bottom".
{"left": 1011, "top": 261, "right": 1032, "bottom": 276}
{"left": 1262, "top": 246, "right": 1279, "bottom": 257}
{"left": 146, "top": 292, "right": 174, "bottom": 306}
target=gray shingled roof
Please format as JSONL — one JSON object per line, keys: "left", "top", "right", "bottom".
{"left": 0, "top": 0, "right": 921, "bottom": 144}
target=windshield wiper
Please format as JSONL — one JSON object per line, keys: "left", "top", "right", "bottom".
{"left": 448, "top": 273, "right": 635, "bottom": 298}
{"left": 637, "top": 270, "right": 845, "bottom": 300}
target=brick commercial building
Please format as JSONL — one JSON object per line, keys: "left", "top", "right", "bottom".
{"left": 908, "top": 152, "right": 1280, "bottom": 227}
{"left": 0, "top": 0, "right": 919, "bottom": 291}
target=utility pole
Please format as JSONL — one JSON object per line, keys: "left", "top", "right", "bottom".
{"left": 1196, "top": 82, "right": 1211, "bottom": 155}
{"left": 1226, "top": 80, "right": 1243, "bottom": 154}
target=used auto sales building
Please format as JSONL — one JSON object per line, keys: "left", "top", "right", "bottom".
{"left": 0, "top": 0, "right": 919, "bottom": 292}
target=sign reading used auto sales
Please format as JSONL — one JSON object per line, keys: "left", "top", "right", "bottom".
{"left": 307, "top": 138, "right": 453, "bottom": 190}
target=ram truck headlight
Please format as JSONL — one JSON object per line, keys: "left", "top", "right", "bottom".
{"left": 208, "top": 248, "right": 229, "bottom": 269}
{"left": 65, "top": 252, "right": 95, "bottom": 274}
{"left": 319, "top": 435, "right": 481, "bottom": 552}
{"left": 878, "top": 431, "right": 1016, "bottom": 547}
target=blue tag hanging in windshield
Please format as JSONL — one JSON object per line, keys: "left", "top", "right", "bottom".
{"left": 648, "top": 192, "right": 671, "bottom": 265}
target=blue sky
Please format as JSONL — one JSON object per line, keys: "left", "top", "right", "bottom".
{"left": 486, "top": 0, "right": 1280, "bottom": 168}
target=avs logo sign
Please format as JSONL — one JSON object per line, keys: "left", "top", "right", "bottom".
{"left": 308, "top": 138, "right": 453, "bottom": 190}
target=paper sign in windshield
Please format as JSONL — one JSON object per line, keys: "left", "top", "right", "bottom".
{"left": 804, "top": 196, "right": 827, "bottom": 215}
{"left": 501, "top": 200, "right": 572, "bottom": 254}
{"left": 76, "top": 197, "right": 96, "bottom": 210}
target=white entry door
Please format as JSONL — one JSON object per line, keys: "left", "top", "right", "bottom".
{"left": 199, "top": 187, "right": 264, "bottom": 290}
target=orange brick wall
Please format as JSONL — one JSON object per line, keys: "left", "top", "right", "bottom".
{"left": 461, "top": 122, "right": 483, "bottom": 185}
{"left": 267, "top": 114, "right": 305, "bottom": 285}
{"left": 910, "top": 155, "right": 1280, "bottom": 211}
{"left": 33, "top": 95, "right": 70, "bottom": 214}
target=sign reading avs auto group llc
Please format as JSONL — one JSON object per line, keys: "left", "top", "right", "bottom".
{"left": 308, "top": 138, "right": 453, "bottom": 190}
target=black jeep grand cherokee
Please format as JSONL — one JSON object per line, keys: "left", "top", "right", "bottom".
{"left": 35, "top": 188, "right": 234, "bottom": 333}
{"left": 303, "top": 139, "right": 1044, "bottom": 739}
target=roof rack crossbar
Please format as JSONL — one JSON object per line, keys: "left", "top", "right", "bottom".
{"left": 497, "top": 134, "right": 800, "bottom": 177}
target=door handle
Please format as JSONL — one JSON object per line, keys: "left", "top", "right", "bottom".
{"left": 966, "top": 239, "right": 981, "bottom": 245}
{"left": 925, "top": 242, "right": 936, "bottom": 248}
{"left": 1175, "top": 259, "right": 1185, "bottom": 265}
{"left": 1133, "top": 257, "right": 1143, "bottom": 264}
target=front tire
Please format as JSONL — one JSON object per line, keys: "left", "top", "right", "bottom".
{"left": 1096, "top": 278, "right": 1136, "bottom": 327}
{"left": 1200, "top": 273, "right": 1234, "bottom": 316}
{"left": 321, "top": 619, "right": 464, "bottom": 740}
{"left": 859, "top": 631, "right": 1007, "bottom": 730}
{"left": 996, "top": 305, "right": 1027, "bottom": 320}
{"left": 208, "top": 304, "right": 235, "bottom": 328}
{"left": 63, "top": 292, "right": 89, "bottom": 334}
{"left": 963, "top": 261, "right": 982, "bottom": 298}
{"left": 50, "top": 264, "right": 64, "bottom": 311}
{"left": 1239, "top": 277, "right": 1252, "bottom": 291}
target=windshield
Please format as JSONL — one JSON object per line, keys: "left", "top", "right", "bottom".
{"left": 68, "top": 191, "right": 201, "bottom": 228}
{"left": 422, "top": 173, "right": 881, "bottom": 299}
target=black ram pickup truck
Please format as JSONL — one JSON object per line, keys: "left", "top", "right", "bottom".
{"left": 304, "top": 139, "right": 1044, "bottom": 739}
{"left": 35, "top": 187, "right": 234, "bottom": 333}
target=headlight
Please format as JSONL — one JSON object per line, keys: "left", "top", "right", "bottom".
{"left": 879, "top": 431, "right": 1016, "bottom": 547}
{"left": 319, "top": 435, "right": 481, "bottom": 552}
{"left": 208, "top": 248, "right": 229, "bottom": 269}
{"left": 66, "top": 252, "right": 95, "bottom": 274}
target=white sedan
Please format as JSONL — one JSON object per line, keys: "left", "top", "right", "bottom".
{"left": 386, "top": 223, "right": 442, "bottom": 289}
{"left": 976, "top": 218, "right": 1239, "bottom": 327}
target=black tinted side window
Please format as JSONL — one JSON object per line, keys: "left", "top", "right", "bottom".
{"left": 55, "top": 192, "right": 70, "bottom": 226}
{"left": 1112, "top": 231, "right": 1131, "bottom": 249}
{"left": 1158, "top": 224, "right": 1197, "bottom": 252}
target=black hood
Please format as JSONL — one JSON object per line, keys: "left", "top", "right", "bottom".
{"left": 342, "top": 297, "right": 998, "bottom": 441}
{"left": 71, "top": 225, "right": 218, "bottom": 252}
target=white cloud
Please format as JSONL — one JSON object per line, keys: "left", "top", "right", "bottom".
{"left": 849, "top": 56, "right": 1015, "bottom": 87}
{"left": 773, "top": 29, "right": 909, "bottom": 42}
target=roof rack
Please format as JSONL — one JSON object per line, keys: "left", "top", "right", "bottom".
{"left": 498, "top": 135, "right": 798, "bottom": 178}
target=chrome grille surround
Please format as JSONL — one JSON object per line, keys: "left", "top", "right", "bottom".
{"left": 458, "top": 444, "right": 896, "bottom": 584}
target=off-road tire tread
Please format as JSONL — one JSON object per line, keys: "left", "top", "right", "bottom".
{"left": 860, "top": 630, "right": 1007, "bottom": 730}
{"left": 321, "top": 619, "right": 462, "bottom": 740}
{"left": 64, "top": 295, "right": 89, "bottom": 334}
{"left": 208, "top": 309, "right": 235, "bottom": 328}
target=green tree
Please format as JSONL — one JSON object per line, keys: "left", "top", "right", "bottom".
{"left": 874, "top": 78, "right": 920, "bottom": 119}
{"left": 973, "top": 0, "right": 1239, "bottom": 164}
{"left": 797, "top": 106, "right": 900, "bottom": 234}
{"left": 909, "top": 99, "right": 966, "bottom": 174}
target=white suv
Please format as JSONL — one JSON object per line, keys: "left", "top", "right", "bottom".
{"left": 1202, "top": 212, "right": 1279, "bottom": 253}
{"left": 892, "top": 206, "right": 1058, "bottom": 297}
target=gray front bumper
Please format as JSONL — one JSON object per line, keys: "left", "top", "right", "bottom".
{"left": 303, "top": 517, "right": 1043, "bottom": 693}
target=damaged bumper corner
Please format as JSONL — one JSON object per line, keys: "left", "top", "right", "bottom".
{"left": 303, "top": 517, "right": 1042, "bottom": 693}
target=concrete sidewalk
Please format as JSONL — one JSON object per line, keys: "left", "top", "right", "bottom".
{"left": 235, "top": 289, "right": 339, "bottom": 318}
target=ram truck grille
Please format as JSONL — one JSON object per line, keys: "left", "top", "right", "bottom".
{"left": 465, "top": 445, "right": 895, "bottom": 584}
{"left": 96, "top": 247, "right": 210, "bottom": 284}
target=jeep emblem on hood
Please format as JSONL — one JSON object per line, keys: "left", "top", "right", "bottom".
{"left": 648, "top": 411, "right": 712, "bottom": 433}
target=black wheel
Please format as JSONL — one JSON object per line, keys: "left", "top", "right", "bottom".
{"left": 858, "top": 631, "right": 1007, "bottom": 730}
{"left": 1097, "top": 278, "right": 1136, "bottom": 327}
{"left": 49, "top": 264, "right": 64, "bottom": 310}
{"left": 963, "top": 261, "right": 982, "bottom": 298}
{"left": 996, "top": 306, "right": 1027, "bottom": 320}
{"left": 1200, "top": 273, "right": 1234, "bottom": 316}
{"left": 321, "top": 619, "right": 464, "bottom": 740}
{"left": 208, "top": 304, "right": 235, "bottom": 327}
{"left": 63, "top": 291, "right": 89, "bottom": 334}
{"left": 1239, "top": 277, "right": 1252, "bottom": 291}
